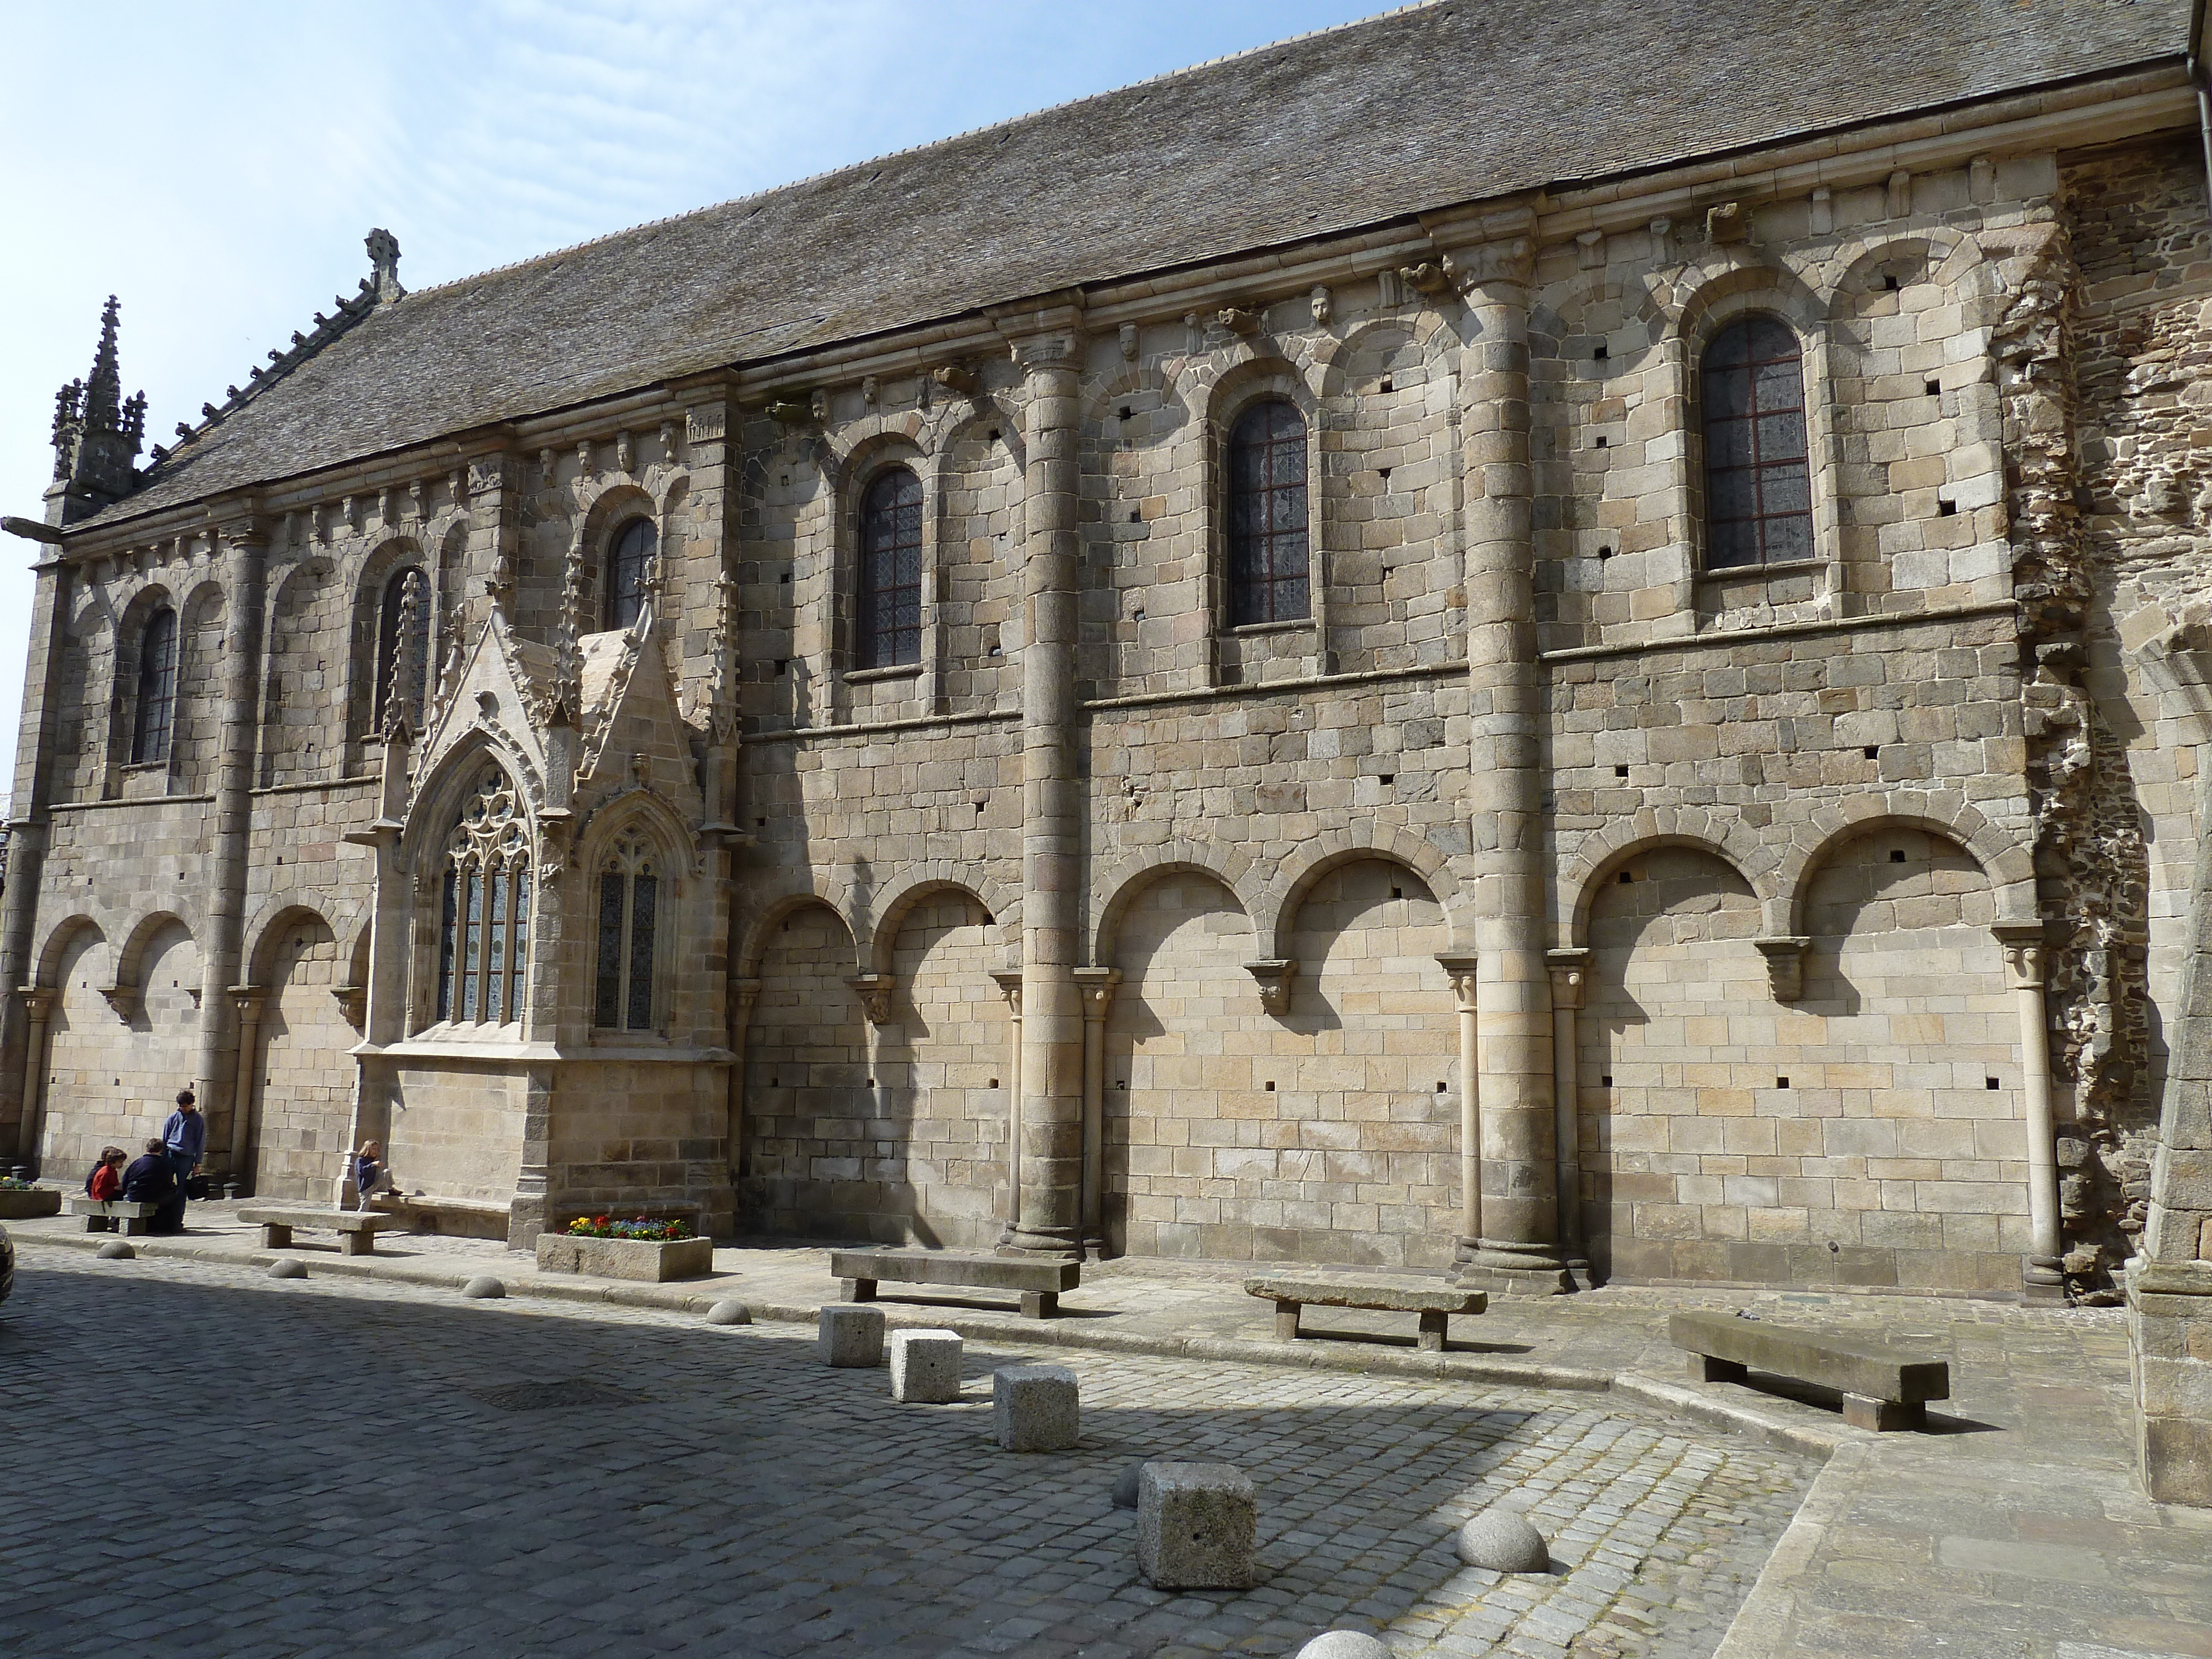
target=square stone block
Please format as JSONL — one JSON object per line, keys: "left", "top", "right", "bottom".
{"left": 993, "top": 1364, "right": 1078, "bottom": 1451}
{"left": 890, "top": 1328, "right": 963, "bottom": 1402}
{"left": 1138, "top": 1462, "right": 1259, "bottom": 1589}
{"left": 818, "top": 1303, "right": 884, "bottom": 1368}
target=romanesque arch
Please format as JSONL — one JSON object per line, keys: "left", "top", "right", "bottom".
{"left": 1255, "top": 825, "right": 1470, "bottom": 960}
{"left": 1778, "top": 794, "right": 2037, "bottom": 933}
{"left": 1560, "top": 811, "right": 1786, "bottom": 947}
{"left": 1090, "top": 839, "right": 1265, "bottom": 965}
{"left": 243, "top": 907, "right": 353, "bottom": 1201}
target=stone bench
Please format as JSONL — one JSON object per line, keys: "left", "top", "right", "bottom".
{"left": 1245, "top": 1274, "right": 1489, "bottom": 1352}
{"left": 1670, "top": 1310, "right": 1951, "bottom": 1431}
{"left": 831, "top": 1249, "right": 1081, "bottom": 1319}
{"left": 69, "top": 1198, "right": 159, "bottom": 1236}
{"left": 237, "top": 1206, "right": 406, "bottom": 1257}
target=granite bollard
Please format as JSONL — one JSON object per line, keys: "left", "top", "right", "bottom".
{"left": 1137, "top": 1462, "right": 1259, "bottom": 1589}
{"left": 889, "top": 1328, "right": 963, "bottom": 1402}
{"left": 820, "top": 1303, "right": 885, "bottom": 1367}
{"left": 993, "top": 1364, "right": 1078, "bottom": 1451}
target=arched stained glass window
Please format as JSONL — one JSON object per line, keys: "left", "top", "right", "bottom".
{"left": 131, "top": 606, "right": 178, "bottom": 765}
{"left": 435, "top": 768, "right": 531, "bottom": 1026}
{"left": 1702, "top": 316, "right": 1813, "bottom": 569}
{"left": 859, "top": 468, "right": 923, "bottom": 669}
{"left": 593, "top": 826, "right": 661, "bottom": 1033}
{"left": 1227, "top": 399, "right": 1309, "bottom": 625}
{"left": 607, "top": 517, "right": 657, "bottom": 631}
{"left": 373, "top": 567, "right": 430, "bottom": 732}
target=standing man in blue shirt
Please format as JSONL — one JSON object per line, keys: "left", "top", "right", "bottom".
{"left": 161, "top": 1089, "right": 205, "bottom": 1208}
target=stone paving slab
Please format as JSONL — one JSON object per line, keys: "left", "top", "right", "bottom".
{"left": 8, "top": 1209, "right": 2211, "bottom": 1656}
{"left": 2, "top": 1251, "right": 1803, "bottom": 1659}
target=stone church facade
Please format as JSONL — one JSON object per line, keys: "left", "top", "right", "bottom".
{"left": 6, "top": 1, "right": 2211, "bottom": 1380}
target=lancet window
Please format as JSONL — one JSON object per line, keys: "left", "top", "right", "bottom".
{"left": 593, "top": 826, "right": 661, "bottom": 1033}
{"left": 1227, "top": 399, "right": 1310, "bottom": 625}
{"left": 858, "top": 467, "right": 923, "bottom": 668}
{"left": 606, "top": 517, "right": 657, "bottom": 631}
{"left": 435, "top": 768, "right": 532, "bottom": 1026}
{"left": 131, "top": 605, "right": 178, "bottom": 765}
{"left": 1702, "top": 315, "right": 1813, "bottom": 568}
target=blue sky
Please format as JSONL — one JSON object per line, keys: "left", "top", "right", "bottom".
{"left": 0, "top": 0, "right": 1395, "bottom": 795}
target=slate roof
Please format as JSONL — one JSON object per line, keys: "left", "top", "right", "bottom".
{"left": 92, "top": 0, "right": 2188, "bottom": 532}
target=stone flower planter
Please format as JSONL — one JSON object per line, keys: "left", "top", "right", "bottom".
{"left": 0, "top": 1189, "right": 62, "bottom": 1220}
{"left": 536, "top": 1232, "right": 716, "bottom": 1282}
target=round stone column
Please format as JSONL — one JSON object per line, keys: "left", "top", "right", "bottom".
{"left": 1003, "top": 310, "right": 1086, "bottom": 1258}
{"left": 1454, "top": 238, "right": 1568, "bottom": 1294}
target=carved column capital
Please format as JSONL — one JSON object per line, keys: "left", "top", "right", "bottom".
{"left": 990, "top": 969, "right": 1023, "bottom": 1018}
{"left": 1436, "top": 953, "right": 1480, "bottom": 1013}
{"left": 18, "top": 987, "right": 55, "bottom": 1022}
{"left": 1753, "top": 936, "right": 1811, "bottom": 1003}
{"left": 1994, "top": 923, "right": 2048, "bottom": 990}
{"left": 98, "top": 983, "right": 140, "bottom": 1023}
{"left": 1544, "top": 948, "right": 1588, "bottom": 1011}
{"left": 1243, "top": 959, "right": 1298, "bottom": 1016}
{"left": 1447, "top": 236, "right": 1534, "bottom": 293}
{"left": 731, "top": 975, "right": 764, "bottom": 1017}
{"left": 846, "top": 973, "right": 895, "bottom": 1026}
{"left": 332, "top": 982, "right": 367, "bottom": 1033}
{"left": 229, "top": 986, "right": 267, "bottom": 1024}
{"left": 1073, "top": 966, "right": 1121, "bottom": 1021}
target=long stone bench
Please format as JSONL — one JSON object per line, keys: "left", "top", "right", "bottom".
{"left": 1670, "top": 1310, "right": 1951, "bottom": 1431}
{"left": 69, "top": 1198, "right": 159, "bottom": 1236}
{"left": 831, "top": 1249, "right": 1081, "bottom": 1319}
{"left": 237, "top": 1206, "right": 406, "bottom": 1257}
{"left": 1245, "top": 1274, "right": 1489, "bottom": 1352}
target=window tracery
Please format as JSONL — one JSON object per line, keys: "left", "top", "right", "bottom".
{"left": 436, "top": 768, "right": 531, "bottom": 1026}
{"left": 593, "top": 825, "right": 661, "bottom": 1032}
{"left": 373, "top": 566, "right": 429, "bottom": 731}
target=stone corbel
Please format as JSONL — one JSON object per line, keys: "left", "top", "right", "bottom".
{"left": 847, "top": 973, "right": 895, "bottom": 1025}
{"left": 766, "top": 397, "right": 813, "bottom": 426}
{"left": 1399, "top": 261, "right": 1453, "bottom": 296}
{"left": 1707, "top": 201, "right": 1746, "bottom": 244}
{"left": 1994, "top": 922, "right": 2047, "bottom": 991}
{"left": 19, "top": 987, "right": 56, "bottom": 1024}
{"left": 1073, "top": 966, "right": 1122, "bottom": 1018}
{"left": 990, "top": 969, "right": 1022, "bottom": 1018}
{"left": 333, "top": 982, "right": 368, "bottom": 1033}
{"left": 1243, "top": 959, "right": 1298, "bottom": 1016}
{"left": 932, "top": 363, "right": 978, "bottom": 398}
{"left": 99, "top": 983, "right": 140, "bottom": 1023}
{"left": 1754, "top": 937, "right": 1811, "bottom": 1003}
{"left": 1216, "top": 306, "right": 1261, "bottom": 337}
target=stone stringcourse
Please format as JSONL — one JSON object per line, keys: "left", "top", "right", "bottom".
{"left": 1669, "top": 1310, "right": 1951, "bottom": 1432}
{"left": 887, "top": 1328, "right": 964, "bottom": 1403}
{"left": 832, "top": 1249, "right": 1081, "bottom": 1319}
{"left": 237, "top": 1206, "right": 404, "bottom": 1258}
{"left": 993, "top": 1364, "right": 1079, "bottom": 1452}
{"left": 535, "top": 1232, "right": 716, "bottom": 1282}
{"left": 818, "top": 1302, "right": 885, "bottom": 1368}
{"left": 0, "top": 1188, "right": 61, "bottom": 1220}
{"left": 1245, "top": 1273, "right": 1489, "bottom": 1352}
{"left": 1136, "top": 1462, "right": 1260, "bottom": 1590}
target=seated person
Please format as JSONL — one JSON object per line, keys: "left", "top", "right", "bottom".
{"left": 86, "top": 1147, "right": 125, "bottom": 1202}
{"left": 121, "top": 1138, "right": 183, "bottom": 1234}
{"left": 352, "top": 1141, "right": 396, "bottom": 1212}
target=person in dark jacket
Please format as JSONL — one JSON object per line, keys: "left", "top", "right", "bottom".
{"left": 122, "top": 1138, "right": 182, "bottom": 1233}
{"left": 161, "top": 1089, "right": 205, "bottom": 1204}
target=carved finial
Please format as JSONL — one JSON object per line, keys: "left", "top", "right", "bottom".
{"left": 366, "top": 228, "right": 405, "bottom": 302}
{"left": 382, "top": 568, "right": 424, "bottom": 741}
{"left": 49, "top": 297, "right": 145, "bottom": 515}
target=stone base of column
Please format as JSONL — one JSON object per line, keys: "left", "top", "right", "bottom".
{"left": 1565, "top": 1258, "right": 1597, "bottom": 1293}
{"left": 2127, "top": 1258, "right": 2212, "bottom": 1507}
{"left": 2024, "top": 1254, "right": 2068, "bottom": 1304}
{"left": 998, "top": 1221, "right": 1082, "bottom": 1260}
{"left": 1454, "top": 1237, "right": 1574, "bottom": 1297}
{"left": 1081, "top": 1230, "right": 1109, "bottom": 1261}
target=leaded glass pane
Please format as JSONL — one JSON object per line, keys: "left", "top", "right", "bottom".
{"left": 486, "top": 865, "right": 508, "bottom": 1025}
{"left": 1228, "top": 400, "right": 1310, "bottom": 625}
{"left": 509, "top": 869, "right": 530, "bottom": 1021}
{"left": 1702, "top": 316, "right": 1813, "bottom": 568}
{"left": 627, "top": 875, "right": 658, "bottom": 1031}
{"left": 860, "top": 468, "right": 924, "bottom": 667}
{"left": 608, "top": 519, "right": 656, "bottom": 630}
{"left": 461, "top": 869, "right": 482, "bottom": 1022}
{"left": 437, "top": 868, "right": 459, "bottom": 1021}
{"left": 596, "top": 870, "right": 626, "bottom": 1029}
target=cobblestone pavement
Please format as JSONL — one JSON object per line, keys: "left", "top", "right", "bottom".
{"left": 0, "top": 1253, "right": 1807, "bottom": 1659}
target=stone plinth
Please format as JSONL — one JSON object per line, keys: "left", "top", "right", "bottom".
{"left": 889, "top": 1329, "right": 963, "bottom": 1402}
{"left": 535, "top": 1233, "right": 716, "bottom": 1282}
{"left": 2128, "top": 1258, "right": 2212, "bottom": 1506}
{"left": 993, "top": 1364, "right": 1078, "bottom": 1451}
{"left": 820, "top": 1303, "right": 885, "bottom": 1367}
